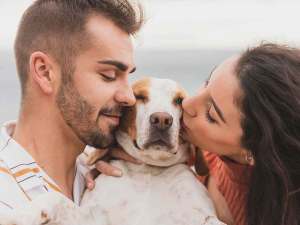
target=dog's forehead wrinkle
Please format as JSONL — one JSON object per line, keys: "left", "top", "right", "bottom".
{"left": 151, "top": 78, "right": 178, "bottom": 94}
{"left": 148, "top": 100, "right": 174, "bottom": 113}
{"left": 148, "top": 79, "right": 179, "bottom": 115}
{"left": 135, "top": 78, "right": 183, "bottom": 122}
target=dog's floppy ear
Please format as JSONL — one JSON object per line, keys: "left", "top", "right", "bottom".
{"left": 194, "top": 147, "right": 209, "bottom": 176}
{"left": 119, "top": 106, "right": 137, "bottom": 140}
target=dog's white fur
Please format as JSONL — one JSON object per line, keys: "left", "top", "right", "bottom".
{"left": 0, "top": 78, "right": 225, "bottom": 225}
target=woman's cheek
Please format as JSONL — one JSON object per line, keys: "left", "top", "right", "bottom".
{"left": 189, "top": 117, "right": 209, "bottom": 146}
{"left": 195, "top": 116, "right": 226, "bottom": 151}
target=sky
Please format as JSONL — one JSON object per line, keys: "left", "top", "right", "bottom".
{"left": 1, "top": 0, "right": 300, "bottom": 51}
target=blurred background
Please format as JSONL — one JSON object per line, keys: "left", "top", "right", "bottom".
{"left": 1, "top": 0, "right": 300, "bottom": 123}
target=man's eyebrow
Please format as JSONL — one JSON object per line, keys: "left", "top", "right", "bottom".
{"left": 98, "top": 60, "right": 136, "bottom": 73}
{"left": 211, "top": 97, "right": 226, "bottom": 123}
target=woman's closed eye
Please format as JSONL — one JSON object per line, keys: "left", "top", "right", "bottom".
{"left": 205, "top": 102, "right": 217, "bottom": 124}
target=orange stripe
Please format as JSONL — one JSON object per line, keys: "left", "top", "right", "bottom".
{"left": 13, "top": 167, "right": 40, "bottom": 177}
{"left": 0, "top": 167, "right": 31, "bottom": 201}
{"left": 43, "top": 178, "right": 62, "bottom": 193}
{"left": 0, "top": 166, "right": 11, "bottom": 175}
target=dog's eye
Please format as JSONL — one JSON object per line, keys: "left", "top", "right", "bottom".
{"left": 174, "top": 97, "right": 183, "bottom": 105}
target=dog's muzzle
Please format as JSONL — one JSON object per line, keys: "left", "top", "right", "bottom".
{"left": 142, "top": 112, "right": 175, "bottom": 150}
{"left": 149, "top": 112, "right": 173, "bottom": 131}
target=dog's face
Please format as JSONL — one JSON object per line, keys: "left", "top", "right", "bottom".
{"left": 84, "top": 77, "right": 208, "bottom": 174}
{"left": 117, "top": 77, "right": 189, "bottom": 166}
{"left": 131, "top": 77, "right": 186, "bottom": 153}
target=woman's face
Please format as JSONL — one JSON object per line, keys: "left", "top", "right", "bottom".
{"left": 182, "top": 55, "right": 246, "bottom": 157}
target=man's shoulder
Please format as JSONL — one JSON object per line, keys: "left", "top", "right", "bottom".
{"left": 0, "top": 121, "right": 15, "bottom": 153}
{"left": 0, "top": 158, "right": 12, "bottom": 177}
{"left": 0, "top": 121, "right": 21, "bottom": 187}
{"left": 0, "top": 121, "right": 40, "bottom": 210}
{"left": 0, "top": 157, "right": 23, "bottom": 191}
{"left": 0, "top": 157, "right": 30, "bottom": 210}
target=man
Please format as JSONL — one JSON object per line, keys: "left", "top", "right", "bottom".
{"left": 0, "top": 0, "right": 143, "bottom": 211}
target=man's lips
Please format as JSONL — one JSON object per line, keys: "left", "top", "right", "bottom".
{"left": 101, "top": 113, "right": 121, "bottom": 124}
{"left": 101, "top": 112, "right": 122, "bottom": 117}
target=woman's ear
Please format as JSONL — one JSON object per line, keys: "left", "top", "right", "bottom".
{"left": 194, "top": 147, "right": 210, "bottom": 176}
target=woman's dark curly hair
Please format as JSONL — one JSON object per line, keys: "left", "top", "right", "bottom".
{"left": 235, "top": 43, "right": 300, "bottom": 225}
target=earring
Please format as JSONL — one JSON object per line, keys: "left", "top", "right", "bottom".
{"left": 245, "top": 151, "right": 255, "bottom": 166}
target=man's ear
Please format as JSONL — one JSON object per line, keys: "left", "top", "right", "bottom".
{"left": 194, "top": 147, "right": 209, "bottom": 176}
{"left": 29, "top": 51, "right": 57, "bottom": 95}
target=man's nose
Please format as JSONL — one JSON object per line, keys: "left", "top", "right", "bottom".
{"left": 115, "top": 84, "right": 136, "bottom": 106}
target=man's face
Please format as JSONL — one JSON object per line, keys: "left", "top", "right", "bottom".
{"left": 56, "top": 15, "right": 136, "bottom": 149}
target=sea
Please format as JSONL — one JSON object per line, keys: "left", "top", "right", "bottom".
{"left": 0, "top": 48, "right": 237, "bottom": 124}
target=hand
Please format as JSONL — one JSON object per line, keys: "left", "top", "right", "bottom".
{"left": 85, "top": 146, "right": 142, "bottom": 190}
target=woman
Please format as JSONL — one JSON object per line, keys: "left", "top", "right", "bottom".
{"left": 182, "top": 43, "right": 300, "bottom": 225}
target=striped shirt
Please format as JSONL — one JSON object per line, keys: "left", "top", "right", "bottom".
{"left": 0, "top": 121, "right": 86, "bottom": 212}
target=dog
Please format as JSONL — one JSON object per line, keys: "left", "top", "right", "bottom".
{"left": 0, "top": 77, "right": 225, "bottom": 225}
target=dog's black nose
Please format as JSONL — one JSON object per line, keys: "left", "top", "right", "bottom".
{"left": 150, "top": 112, "right": 173, "bottom": 130}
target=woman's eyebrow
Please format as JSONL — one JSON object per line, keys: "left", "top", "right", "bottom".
{"left": 210, "top": 97, "right": 226, "bottom": 123}
{"left": 205, "top": 65, "right": 218, "bottom": 86}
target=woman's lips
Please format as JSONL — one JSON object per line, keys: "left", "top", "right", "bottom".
{"left": 183, "top": 109, "right": 196, "bottom": 118}
{"left": 181, "top": 114, "right": 190, "bottom": 131}
{"left": 181, "top": 120, "right": 188, "bottom": 130}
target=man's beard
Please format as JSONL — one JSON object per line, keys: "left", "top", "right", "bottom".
{"left": 56, "top": 69, "right": 121, "bottom": 149}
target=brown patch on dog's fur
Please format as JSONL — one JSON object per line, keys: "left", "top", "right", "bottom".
{"left": 194, "top": 147, "right": 209, "bottom": 176}
{"left": 119, "top": 106, "right": 137, "bottom": 140}
{"left": 119, "top": 78, "right": 151, "bottom": 140}
{"left": 41, "top": 211, "right": 51, "bottom": 224}
{"left": 133, "top": 77, "right": 151, "bottom": 103}
{"left": 186, "top": 144, "right": 209, "bottom": 176}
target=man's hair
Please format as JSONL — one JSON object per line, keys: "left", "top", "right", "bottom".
{"left": 14, "top": 0, "right": 144, "bottom": 96}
